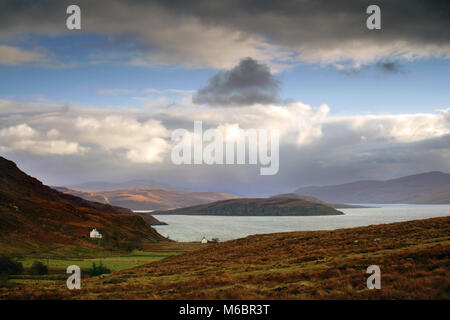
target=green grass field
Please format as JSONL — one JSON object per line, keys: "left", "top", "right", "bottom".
{"left": 15, "top": 250, "right": 182, "bottom": 272}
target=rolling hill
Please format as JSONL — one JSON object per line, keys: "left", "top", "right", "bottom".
{"left": 152, "top": 197, "right": 343, "bottom": 216}
{"left": 0, "top": 157, "right": 166, "bottom": 255}
{"left": 54, "top": 187, "right": 240, "bottom": 211}
{"left": 295, "top": 171, "right": 450, "bottom": 204}
{"left": 4, "top": 216, "right": 449, "bottom": 299}
{"left": 270, "top": 193, "right": 370, "bottom": 208}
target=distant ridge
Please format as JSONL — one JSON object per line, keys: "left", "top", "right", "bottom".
{"left": 55, "top": 187, "right": 240, "bottom": 211}
{"left": 70, "top": 179, "right": 175, "bottom": 191}
{"left": 294, "top": 171, "right": 450, "bottom": 204}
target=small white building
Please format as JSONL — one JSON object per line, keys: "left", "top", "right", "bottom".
{"left": 201, "top": 236, "right": 208, "bottom": 244}
{"left": 90, "top": 228, "right": 102, "bottom": 239}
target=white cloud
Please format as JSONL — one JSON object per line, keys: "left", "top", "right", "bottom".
{"left": 296, "top": 40, "right": 450, "bottom": 70}
{"left": 47, "top": 128, "right": 60, "bottom": 138}
{"left": 157, "top": 101, "right": 330, "bottom": 146}
{"left": 329, "top": 111, "right": 450, "bottom": 143}
{"left": 73, "top": 115, "right": 170, "bottom": 163}
{"left": 14, "top": 139, "right": 86, "bottom": 155}
{"left": 0, "top": 99, "right": 449, "bottom": 172}
{"left": 0, "top": 45, "right": 44, "bottom": 65}
{"left": 0, "top": 123, "right": 36, "bottom": 139}
{"left": 126, "top": 138, "right": 170, "bottom": 163}
{"left": 127, "top": 29, "right": 293, "bottom": 71}
{"left": 0, "top": 123, "right": 85, "bottom": 155}
{"left": 0, "top": 110, "right": 170, "bottom": 161}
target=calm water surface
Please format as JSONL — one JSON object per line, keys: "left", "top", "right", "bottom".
{"left": 152, "top": 204, "right": 450, "bottom": 242}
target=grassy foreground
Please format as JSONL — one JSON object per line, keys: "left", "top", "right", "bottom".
{"left": 15, "top": 251, "right": 182, "bottom": 273}
{"left": 1, "top": 216, "right": 449, "bottom": 299}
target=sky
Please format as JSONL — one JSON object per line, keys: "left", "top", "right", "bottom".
{"left": 0, "top": 0, "right": 449, "bottom": 196}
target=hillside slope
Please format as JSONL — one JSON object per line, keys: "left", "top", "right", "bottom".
{"left": 54, "top": 187, "right": 240, "bottom": 210}
{"left": 5, "top": 216, "right": 449, "bottom": 299}
{"left": 271, "top": 193, "right": 370, "bottom": 208}
{"left": 0, "top": 157, "right": 166, "bottom": 255}
{"left": 295, "top": 171, "right": 450, "bottom": 204}
{"left": 152, "top": 197, "right": 343, "bottom": 216}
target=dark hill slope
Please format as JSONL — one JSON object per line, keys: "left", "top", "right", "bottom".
{"left": 0, "top": 157, "right": 165, "bottom": 254}
{"left": 152, "top": 197, "right": 343, "bottom": 216}
{"left": 271, "top": 193, "right": 369, "bottom": 208}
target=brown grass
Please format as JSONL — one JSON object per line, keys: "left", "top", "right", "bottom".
{"left": 1, "top": 216, "right": 449, "bottom": 299}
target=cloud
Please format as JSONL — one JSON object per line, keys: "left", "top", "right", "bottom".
{"left": 15, "top": 140, "right": 85, "bottom": 155}
{"left": 125, "top": 137, "right": 169, "bottom": 163}
{"left": 1, "top": 0, "right": 449, "bottom": 70}
{"left": 375, "top": 61, "right": 403, "bottom": 73}
{"left": 0, "top": 123, "right": 85, "bottom": 155}
{"left": 0, "top": 0, "right": 292, "bottom": 70}
{"left": 0, "top": 45, "right": 44, "bottom": 65}
{"left": 0, "top": 104, "right": 171, "bottom": 162}
{"left": 74, "top": 115, "right": 170, "bottom": 162}
{"left": 133, "top": 0, "right": 450, "bottom": 68}
{"left": 193, "top": 58, "right": 280, "bottom": 106}
{"left": 1, "top": 99, "right": 449, "bottom": 158}
{"left": 0, "top": 123, "right": 36, "bottom": 139}
{"left": 98, "top": 88, "right": 195, "bottom": 95}
{"left": 97, "top": 88, "right": 136, "bottom": 95}
{"left": 1, "top": 97, "right": 449, "bottom": 195}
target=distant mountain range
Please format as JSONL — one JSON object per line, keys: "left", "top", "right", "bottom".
{"left": 295, "top": 171, "right": 450, "bottom": 204}
{"left": 69, "top": 179, "right": 175, "bottom": 191}
{"left": 0, "top": 157, "right": 166, "bottom": 254}
{"left": 54, "top": 187, "right": 240, "bottom": 211}
{"left": 152, "top": 197, "right": 343, "bottom": 216}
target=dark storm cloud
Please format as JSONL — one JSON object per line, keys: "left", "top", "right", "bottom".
{"left": 340, "top": 61, "right": 404, "bottom": 75}
{"left": 193, "top": 58, "right": 280, "bottom": 106}
{"left": 152, "top": 0, "right": 450, "bottom": 43}
{"left": 1, "top": 0, "right": 449, "bottom": 68}
{"left": 375, "top": 61, "right": 403, "bottom": 73}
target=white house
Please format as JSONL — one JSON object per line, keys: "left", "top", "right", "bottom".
{"left": 90, "top": 228, "right": 102, "bottom": 239}
{"left": 201, "top": 236, "right": 208, "bottom": 244}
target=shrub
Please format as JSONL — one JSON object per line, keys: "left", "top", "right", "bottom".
{"left": 89, "top": 262, "right": 111, "bottom": 276}
{"left": 111, "top": 230, "right": 120, "bottom": 241}
{"left": 0, "top": 273, "right": 13, "bottom": 288}
{"left": 122, "top": 237, "right": 143, "bottom": 252}
{"left": 30, "top": 261, "right": 48, "bottom": 275}
{"left": 96, "top": 237, "right": 104, "bottom": 246}
{"left": 0, "top": 256, "right": 23, "bottom": 275}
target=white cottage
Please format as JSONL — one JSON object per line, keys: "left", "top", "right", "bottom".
{"left": 201, "top": 236, "right": 208, "bottom": 244}
{"left": 90, "top": 228, "right": 102, "bottom": 239}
